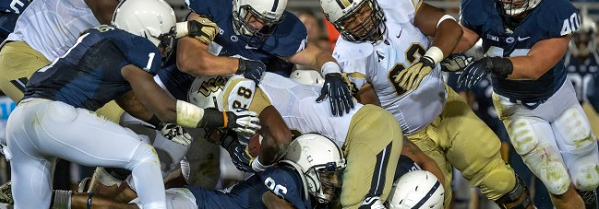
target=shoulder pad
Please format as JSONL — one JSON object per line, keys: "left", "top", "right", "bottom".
{"left": 536, "top": 0, "right": 579, "bottom": 37}
{"left": 262, "top": 12, "right": 308, "bottom": 57}
{"left": 222, "top": 75, "right": 256, "bottom": 111}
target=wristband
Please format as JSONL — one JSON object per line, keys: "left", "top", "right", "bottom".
{"left": 424, "top": 46, "right": 444, "bottom": 65}
{"left": 320, "top": 61, "right": 341, "bottom": 76}
{"left": 436, "top": 14, "right": 456, "bottom": 28}
{"left": 175, "top": 21, "right": 189, "bottom": 39}
{"left": 252, "top": 157, "right": 273, "bottom": 172}
{"left": 176, "top": 100, "right": 204, "bottom": 128}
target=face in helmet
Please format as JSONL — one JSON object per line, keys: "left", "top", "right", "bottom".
{"left": 320, "top": 0, "right": 385, "bottom": 43}
{"left": 232, "top": 0, "right": 287, "bottom": 47}
{"left": 498, "top": 0, "right": 541, "bottom": 18}
{"left": 112, "top": 0, "right": 177, "bottom": 63}
{"left": 283, "top": 134, "right": 346, "bottom": 204}
{"left": 569, "top": 15, "right": 597, "bottom": 58}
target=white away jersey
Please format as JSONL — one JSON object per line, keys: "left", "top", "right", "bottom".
{"left": 7, "top": 0, "right": 100, "bottom": 61}
{"left": 333, "top": 0, "right": 446, "bottom": 135}
{"left": 221, "top": 73, "right": 364, "bottom": 147}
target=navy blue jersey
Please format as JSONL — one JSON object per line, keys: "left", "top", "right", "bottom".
{"left": 564, "top": 51, "right": 599, "bottom": 111}
{"left": 23, "top": 25, "right": 162, "bottom": 111}
{"left": 186, "top": 0, "right": 307, "bottom": 60}
{"left": 0, "top": 0, "right": 29, "bottom": 14}
{"left": 461, "top": 0, "right": 578, "bottom": 102}
{"left": 393, "top": 155, "right": 421, "bottom": 180}
{"left": 188, "top": 165, "right": 311, "bottom": 209}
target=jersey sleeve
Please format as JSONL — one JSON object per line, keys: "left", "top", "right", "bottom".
{"left": 126, "top": 36, "right": 162, "bottom": 75}
{"left": 261, "top": 12, "right": 307, "bottom": 57}
{"left": 260, "top": 167, "right": 311, "bottom": 209}
{"left": 185, "top": 0, "right": 224, "bottom": 20}
{"left": 221, "top": 75, "right": 257, "bottom": 111}
{"left": 537, "top": 0, "right": 579, "bottom": 37}
{"left": 460, "top": 0, "right": 488, "bottom": 35}
{"left": 1, "top": 0, "right": 30, "bottom": 14}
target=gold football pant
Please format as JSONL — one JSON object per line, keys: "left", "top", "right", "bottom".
{"left": 0, "top": 41, "right": 124, "bottom": 123}
{"left": 407, "top": 86, "right": 517, "bottom": 206}
{"left": 340, "top": 104, "right": 403, "bottom": 209}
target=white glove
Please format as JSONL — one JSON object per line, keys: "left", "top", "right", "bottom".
{"left": 227, "top": 109, "right": 261, "bottom": 135}
{"left": 160, "top": 123, "right": 192, "bottom": 147}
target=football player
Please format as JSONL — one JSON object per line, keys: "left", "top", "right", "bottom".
{"left": 565, "top": 14, "right": 599, "bottom": 137}
{"left": 3, "top": 0, "right": 260, "bottom": 208}
{"left": 157, "top": 0, "right": 354, "bottom": 118}
{"left": 46, "top": 134, "right": 444, "bottom": 209}
{"left": 456, "top": 0, "right": 599, "bottom": 207}
{"left": 318, "top": 0, "right": 532, "bottom": 208}
{"left": 186, "top": 73, "right": 402, "bottom": 209}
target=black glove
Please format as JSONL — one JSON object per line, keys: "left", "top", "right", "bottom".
{"left": 441, "top": 53, "right": 473, "bottom": 72}
{"left": 457, "top": 57, "right": 513, "bottom": 89}
{"left": 316, "top": 73, "right": 355, "bottom": 117}
{"left": 237, "top": 59, "right": 266, "bottom": 84}
{"left": 229, "top": 142, "right": 255, "bottom": 173}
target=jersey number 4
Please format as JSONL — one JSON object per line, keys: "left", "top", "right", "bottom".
{"left": 388, "top": 43, "right": 426, "bottom": 96}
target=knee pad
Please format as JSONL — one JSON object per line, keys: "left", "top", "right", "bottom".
{"left": 494, "top": 176, "right": 533, "bottom": 209}
{"left": 126, "top": 144, "right": 160, "bottom": 170}
{"left": 554, "top": 107, "right": 596, "bottom": 155}
{"left": 572, "top": 163, "right": 599, "bottom": 191}
{"left": 508, "top": 118, "right": 570, "bottom": 195}
{"left": 476, "top": 161, "right": 516, "bottom": 201}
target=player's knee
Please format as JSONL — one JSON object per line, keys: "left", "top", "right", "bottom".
{"left": 127, "top": 143, "right": 160, "bottom": 170}
{"left": 556, "top": 107, "right": 596, "bottom": 155}
{"left": 477, "top": 161, "right": 517, "bottom": 200}
{"left": 507, "top": 118, "right": 539, "bottom": 156}
{"left": 572, "top": 163, "right": 599, "bottom": 191}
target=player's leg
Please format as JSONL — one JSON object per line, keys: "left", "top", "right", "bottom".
{"left": 340, "top": 105, "right": 403, "bottom": 209}
{"left": 0, "top": 41, "right": 51, "bottom": 101}
{"left": 553, "top": 104, "right": 599, "bottom": 209}
{"left": 24, "top": 100, "right": 166, "bottom": 209}
{"left": 5, "top": 103, "right": 56, "bottom": 209}
{"left": 440, "top": 87, "right": 533, "bottom": 209}
{"left": 406, "top": 121, "right": 454, "bottom": 207}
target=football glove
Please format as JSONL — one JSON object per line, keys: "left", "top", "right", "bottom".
{"left": 159, "top": 123, "right": 192, "bottom": 147}
{"left": 230, "top": 142, "right": 255, "bottom": 173}
{"left": 316, "top": 73, "right": 355, "bottom": 117}
{"left": 226, "top": 109, "right": 261, "bottom": 135}
{"left": 457, "top": 57, "right": 513, "bottom": 89}
{"left": 395, "top": 56, "right": 435, "bottom": 92}
{"left": 237, "top": 59, "right": 266, "bottom": 84}
{"left": 440, "top": 53, "right": 473, "bottom": 72}
{"left": 188, "top": 16, "right": 219, "bottom": 44}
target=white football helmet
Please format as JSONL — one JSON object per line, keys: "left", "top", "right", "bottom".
{"left": 289, "top": 70, "right": 325, "bottom": 87}
{"left": 320, "top": 0, "right": 385, "bottom": 43}
{"left": 569, "top": 15, "right": 596, "bottom": 58}
{"left": 499, "top": 0, "right": 541, "bottom": 17}
{"left": 282, "top": 134, "right": 346, "bottom": 204}
{"left": 232, "top": 0, "right": 287, "bottom": 46}
{"left": 387, "top": 170, "right": 445, "bottom": 209}
{"left": 111, "top": 0, "right": 176, "bottom": 47}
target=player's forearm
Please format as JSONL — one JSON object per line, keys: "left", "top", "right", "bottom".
{"left": 84, "top": 0, "right": 119, "bottom": 25}
{"left": 430, "top": 19, "right": 463, "bottom": 60}
{"left": 176, "top": 37, "right": 238, "bottom": 76}
{"left": 257, "top": 106, "right": 292, "bottom": 165}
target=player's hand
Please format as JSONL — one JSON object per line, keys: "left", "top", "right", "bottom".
{"left": 316, "top": 73, "right": 355, "bottom": 117}
{"left": 441, "top": 53, "right": 473, "bottom": 72}
{"left": 159, "top": 123, "right": 192, "bottom": 147}
{"left": 188, "top": 16, "right": 219, "bottom": 44}
{"left": 457, "top": 58, "right": 490, "bottom": 89}
{"left": 395, "top": 56, "right": 435, "bottom": 92}
{"left": 237, "top": 59, "right": 266, "bottom": 84}
{"left": 226, "top": 109, "right": 261, "bottom": 135}
{"left": 230, "top": 143, "right": 255, "bottom": 173}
